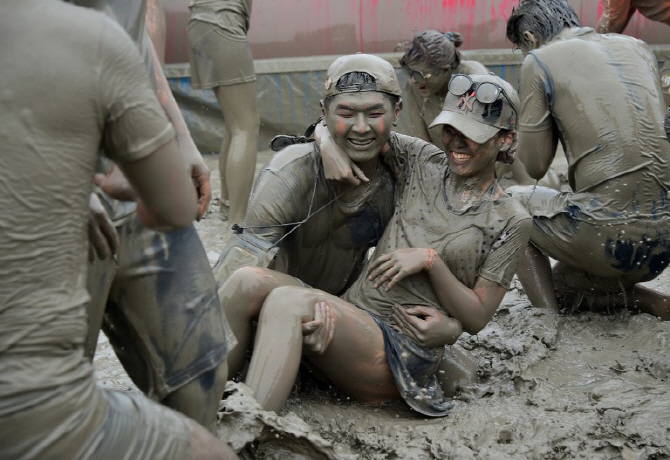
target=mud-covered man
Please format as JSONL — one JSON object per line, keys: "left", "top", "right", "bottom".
{"left": 214, "top": 54, "right": 401, "bottom": 296}
{"left": 506, "top": 0, "right": 670, "bottom": 320}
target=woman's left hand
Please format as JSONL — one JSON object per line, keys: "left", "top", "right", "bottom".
{"left": 392, "top": 304, "right": 462, "bottom": 348}
{"left": 368, "top": 248, "right": 435, "bottom": 290}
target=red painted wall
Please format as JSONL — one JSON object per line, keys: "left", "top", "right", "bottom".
{"left": 164, "top": 0, "right": 670, "bottom": 64}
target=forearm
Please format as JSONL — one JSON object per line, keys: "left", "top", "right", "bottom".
{"left": 427, "top": 256, "right": 490, "bottom": 334}
{"left": 149, "top": 40, "right": 202, "bottom": 165}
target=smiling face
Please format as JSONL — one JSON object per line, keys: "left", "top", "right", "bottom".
{"left": 322, "top": 91, "right": 400, "bottom": 164}
{"left": 442, "top": 124, "right": 501, "bottom": 179}
{"left": 405, "top": 60, "right": 451, "bottom": 98}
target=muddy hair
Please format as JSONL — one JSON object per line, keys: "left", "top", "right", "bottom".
{"left": 506, "top": 0, "right": 580, "bottom": 48}
{"left": 400, "top": 29, "right": 464, "bottom": 71}
{"left": 323, "top": 72, "right": 400, "bottom": 110}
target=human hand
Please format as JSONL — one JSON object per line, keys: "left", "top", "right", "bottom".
{"left": 94, "top": 164, "right": 136, "bottom": 202}
{"left": 302, "top": 301, "right": 335, "bottom": 355}
{"left": 368, "top": 248, "right": 436, "bottom": 290}
{"left": 88, "top": 192, "right": 119, "bottom": 262}
{"left": 316, "top": 122, "right": 369, "bottom": 186}
{"left": 189, "top": 159, "right": 212, "bottom": 221}
{"left": 392, "top": 304, "right": 461, "bottom": 348}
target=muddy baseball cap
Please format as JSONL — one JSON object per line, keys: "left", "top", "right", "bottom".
{"left": 323, "top": 53, "right": 402, "bottom": 98}
{"left": 429, "top": 74, "right": 519, "bottom": 143}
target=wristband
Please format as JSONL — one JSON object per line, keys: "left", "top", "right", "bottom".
{"left": 425, "top": 248, "right": 437, "bottom": 271}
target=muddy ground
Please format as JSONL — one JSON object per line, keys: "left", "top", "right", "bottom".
{"left": 94, "top": 151, "right": 670, "bottom": 460}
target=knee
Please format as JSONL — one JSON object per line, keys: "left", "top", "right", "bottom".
{"left": 259, "top": 286, "right": 315, "bottom": 322}
{"left": 219, "top": 266, "right": 274, "bottom": 315}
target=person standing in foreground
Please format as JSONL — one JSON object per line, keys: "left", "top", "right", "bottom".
{"left": 0, "top": 1, "right": 237, "bottom": 458}
{"left": 506, "top": 0, "right": 670, "bottom": 320}
{"left": 222, "top": 72, "right": 531, "bottom": 415}
{"left": 79, "top": 0, "right": 234, "bottom": 433}
{"left": 188, "top": 0, "right": 259, "bottom": 224}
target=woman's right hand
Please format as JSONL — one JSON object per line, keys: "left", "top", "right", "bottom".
{"left": 392, "top": 304, "right": 462, "bottom": 347}
{"left": 316, "top": 122, "right": 369, "bottom": 186}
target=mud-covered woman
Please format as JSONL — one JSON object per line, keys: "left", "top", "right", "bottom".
{"left": 398, "top": 29, "right": 552, "bottom": 189}
{"left": 222, "top": 74, "right": 532, "bottom": 417}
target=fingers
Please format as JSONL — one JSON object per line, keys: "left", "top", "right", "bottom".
{"left": 191, "top": 164, "right": 212, "bottom": 221}
{"left": 99, "top": 213, "right": 119, "bottom": 256}
{"left": 367, "top": 253, "right": 392, "bottom": 280}
{"left": 89, "top": 221, "right": 109, "bottom": 260}
{"left": 302, "top": 302, "right": 335, "bottom": 355}
{"left": 351, "top": 163, "right": 369, "bottom": 183}
{"left": 392, "top": 305, "right": 421, "bottom": 343}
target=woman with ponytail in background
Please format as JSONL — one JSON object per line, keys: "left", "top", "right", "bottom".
{"left": 398, "top": 29, "right": 549, "bottom": 188}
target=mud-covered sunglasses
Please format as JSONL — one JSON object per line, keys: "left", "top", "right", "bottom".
{"left": 449, "top": 74, "right": 516, "bottom": 115}
{"left": 402, "top": 64, "right": 435, "bottom": 84}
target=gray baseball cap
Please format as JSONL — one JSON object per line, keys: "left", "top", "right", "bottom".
{"left": 430, "top": 74, "right": 519, "bottom": 143}
{"left": 324, "top": 53, "right": 402, "bottom": 98}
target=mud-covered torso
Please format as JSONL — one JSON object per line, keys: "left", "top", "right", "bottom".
{"left": 520, "top": 28, "right": 670, "bottom": 219}
{"left": 398, "top": 60, "right": 489, "bottom": 150}
{"left": 243, "top": 142, "right": 395, "bottom": 295}
{"left": 343, "top": 134, "right": 532, "bottom": 326}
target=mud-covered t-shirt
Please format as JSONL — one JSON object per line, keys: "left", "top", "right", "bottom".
{"left": 398, "top": 60, "right": 489, "bottom": 150}
{"left": 0, "top": 1, "right": 174, "bottom": 407}
{"left": 343, "top": 134, "right": 532, "bottom": 326}
{"left": 189, "top": 0, "right": 252, "bottom": 35}
{"left": 243, "top": 141, "right": 395, "bottom": 295}
{"left": 519, "top": 27, "right": 670, "bottom": 220}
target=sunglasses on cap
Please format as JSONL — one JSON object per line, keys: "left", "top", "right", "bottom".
{"left": 402, "top": 63, "right": 435, "bottom": 84}
{"left": 448, "top": 74, "right": 517, "bottom": 117}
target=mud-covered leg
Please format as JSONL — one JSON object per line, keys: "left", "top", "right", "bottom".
{"left": 218, "top": 266, "right": 304, "bottom": 380}
{"left": 245, "top": 286, "right": 398, "bottom": 412}
{"left": 214, "top": 81, "right": 260, "bottom": 225}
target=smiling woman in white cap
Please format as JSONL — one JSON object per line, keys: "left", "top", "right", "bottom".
{"left": 218, "top": 68, "right": 532, "bottom": 418}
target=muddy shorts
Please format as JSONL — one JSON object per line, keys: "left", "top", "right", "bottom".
{"left": 372, "top": 316, "right": 455, "bottom": 417}
{"left": 508, "top": 185, "right": 670, "bottom": 301}
{"left": 86, "top": 215, "right": 236, "bottom": 400}
{"left": 1, "top": 376, "right": 191, "bottom": 460}
{"left": 187, "top": 19, "right": 256, "bottom": 90}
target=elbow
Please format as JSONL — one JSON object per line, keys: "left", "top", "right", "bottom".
{"left": 526, "top": 164, "right": 547, "bottom": 182}
{"left": 463, "top": 319, "right": 488, "bottom": 336}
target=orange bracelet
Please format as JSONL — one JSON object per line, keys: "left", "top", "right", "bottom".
{"left": 425, "top": 249, "right": 436, "bottom": 271}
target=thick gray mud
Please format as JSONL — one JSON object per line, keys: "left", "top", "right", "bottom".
{"left": 94, "top": 151, "right": 670, "bottom": 459}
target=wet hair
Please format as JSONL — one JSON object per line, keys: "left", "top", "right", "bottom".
{"left": 323, "top": 72, "right": 400, "bottom": 110}
{"left": 506, "top": 0, "right": 580, "bottom": 49}
{"left": 400, "top": 29, "right": 464, "bottom": 71}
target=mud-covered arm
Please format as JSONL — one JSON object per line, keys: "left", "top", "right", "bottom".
{"left": 150, "top": 37, "right": 211, "bottom": 220}
{"left": 98, "top": 18, "right": 196, "bottom": 230}
{"left": 516, "top": 56, "right": 558, "bottom": 181}
{"left": 596, "top": 0, "right": 635, "bottom": 33}
{"left": 432, "top": 216, "right": 531, "bottom": 334}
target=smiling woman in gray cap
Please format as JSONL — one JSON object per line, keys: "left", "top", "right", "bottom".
{"left": 221, "top": 69, "right": 532, "bottom": 418}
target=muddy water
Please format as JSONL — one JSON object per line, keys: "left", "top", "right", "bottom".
{"left": 94, "top": 151, "right": 670, "bottom": 459}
